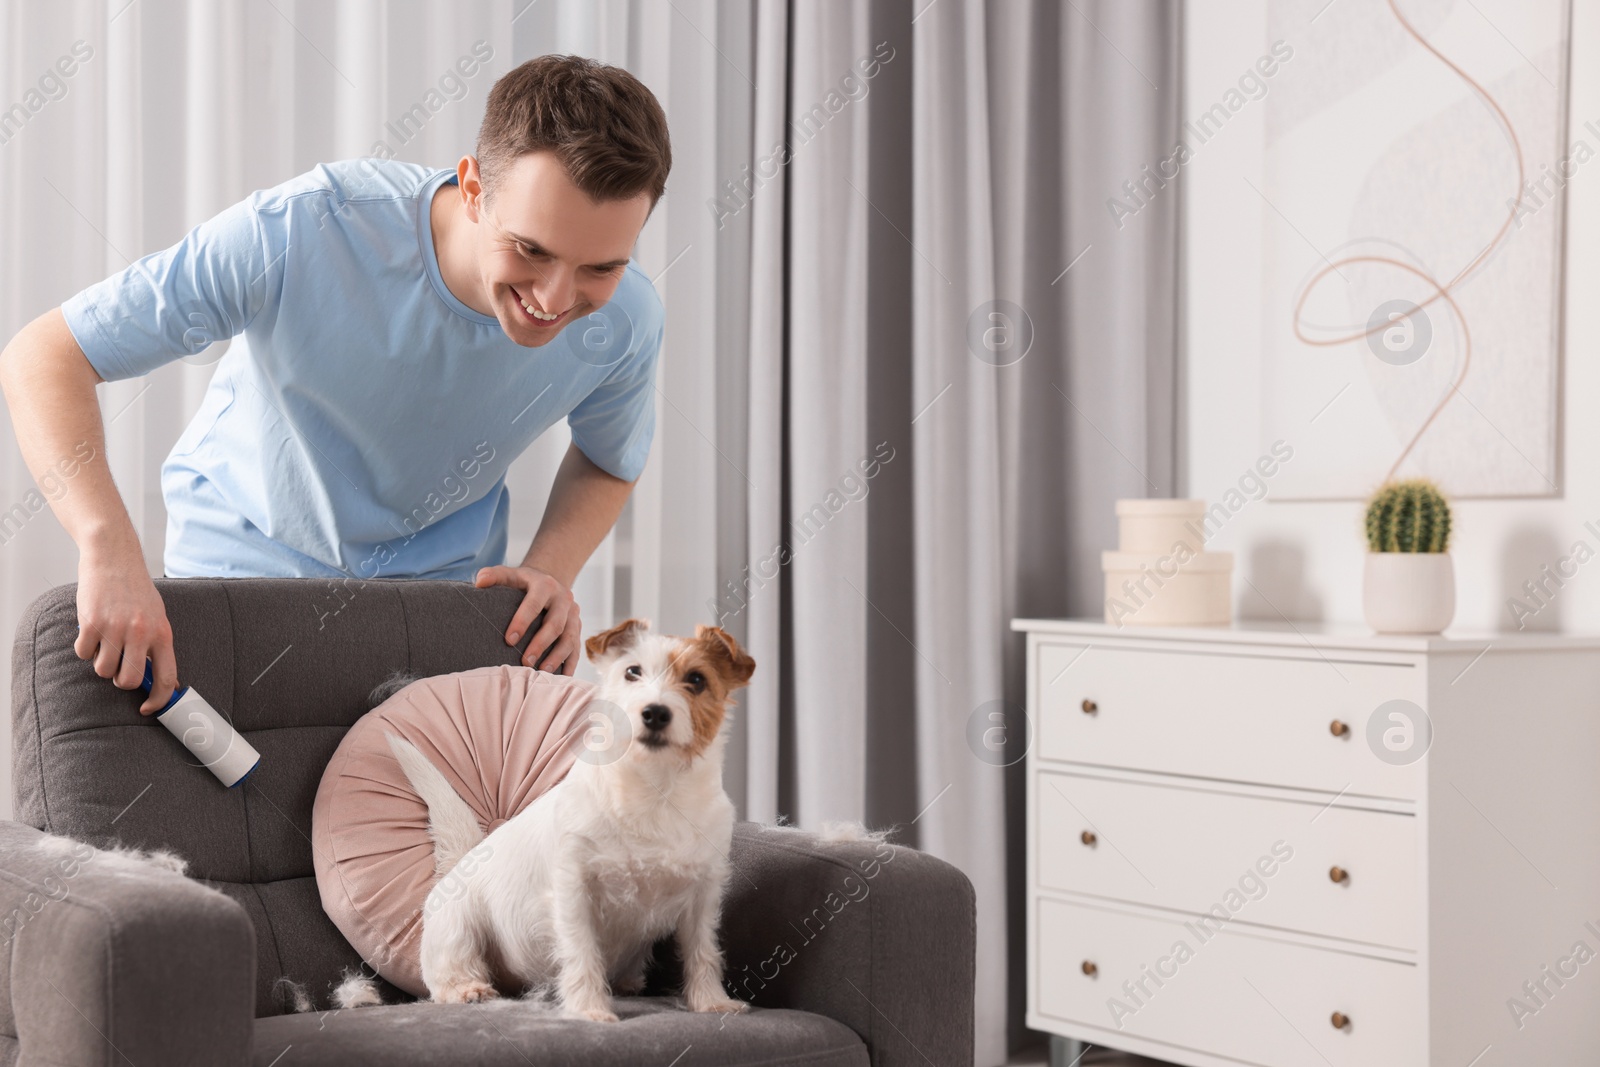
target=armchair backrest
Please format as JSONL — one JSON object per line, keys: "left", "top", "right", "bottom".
{"left": 10, "top": 577, "right": 533, "bottom": 1015}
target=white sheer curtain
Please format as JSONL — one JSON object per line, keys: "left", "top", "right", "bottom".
{"left": 0, "top": 2, "right": 1181, "bottom": 1062}
{"left": 0, "top": 0, "right": 747, "bottom": 809}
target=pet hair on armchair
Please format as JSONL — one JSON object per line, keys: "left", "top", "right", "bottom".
{"left": 35, "top": 832, "right": 191, "bottom": 876}
{"left": 367, "top": 671, "right": 422, "bottom": 709}
{"left": 273, "top": 968, "right": 389, "bottom": 1013}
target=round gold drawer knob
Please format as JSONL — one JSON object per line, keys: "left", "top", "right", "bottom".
{"left": 1081, "top": 698, "right": 1098, "bottom": 715}
{"left": 1081, "top": 830, "right": 1097, "bottom": 846}
{"left": 1331, "top": 1011, "right": 1351, "bottom": 1029}
{"left": 1330, "top": 719, "right": 1349, "bottom": 737}
{"left": 1081, "top": 960, "right": 1098, "bottom": 977}
{"left": 1329, "top": 866, "right": 1350, "bottom": 884}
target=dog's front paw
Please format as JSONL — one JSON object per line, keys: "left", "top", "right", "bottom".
{"left": 689, "top": 995, "right": 749, "bottom": 1015}
{"left": 569, "top": 1004, "right": 620, "bottom": 1023}
{"left": 435, "top": 980, "right": 499, "bottom": 1004}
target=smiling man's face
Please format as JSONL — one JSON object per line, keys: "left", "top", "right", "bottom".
{"left": 458, "top": 150, "right": 652, "bottom": 348}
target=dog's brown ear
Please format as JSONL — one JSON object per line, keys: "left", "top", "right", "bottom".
{"left": 694, "top": 624, "right": 756, "bottom": 688}
{"left": 585, "top": 618, "right": 650, "bottom": 664}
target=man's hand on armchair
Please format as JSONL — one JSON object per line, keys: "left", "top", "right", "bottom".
{"left": 475, "top": 441, "right": 638, "bottom": 677}
{"left": 474, "top": 564, "right": 581, "bottom": 675}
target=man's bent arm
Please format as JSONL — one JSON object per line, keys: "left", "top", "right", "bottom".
{"left": 0, "top": 308, "right": 181, "bottom": 711}
{"left": 475, "top": 440, "right": 636, "bottom": 673}
{"left": 1, "top": 310, "right": 124, "bottom": 555}
{"left": 520, "top": 441, "right": 636, "bottom": 585}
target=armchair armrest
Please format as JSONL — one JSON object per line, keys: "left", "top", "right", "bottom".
{"left": 719, "top": 821, "right": 975, "bottom": 1067}
{"left": 0, "top": 820, "right": 255, "bottom": 1067}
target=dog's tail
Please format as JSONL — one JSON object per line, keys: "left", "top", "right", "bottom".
{"left": 384, "top": 733, "right": 485, "bottom": 878}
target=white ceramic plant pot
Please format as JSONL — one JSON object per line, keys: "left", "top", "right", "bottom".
{"left": 1363, "top": 552, "right": 1455, "bottom": 634}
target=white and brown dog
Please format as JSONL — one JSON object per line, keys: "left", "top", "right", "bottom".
{"left": 386, "top": 618, "right": 755, "bottom": 1021}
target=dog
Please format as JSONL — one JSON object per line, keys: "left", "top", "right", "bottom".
{"left": 385, "top": 618, "right": 756, "bottom": 1022}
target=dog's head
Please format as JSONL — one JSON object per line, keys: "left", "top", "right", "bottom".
{"left": 584, "top": 618, "right": 755, "bottom": 759}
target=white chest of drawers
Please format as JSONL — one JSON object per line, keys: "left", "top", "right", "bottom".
{"left": 1013, "top": 618, "right": 1600, "bottom": 1067}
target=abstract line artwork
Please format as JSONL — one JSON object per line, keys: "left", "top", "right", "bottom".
{"left": 1262, "top": 0, "right": 1571, "bottom": 499}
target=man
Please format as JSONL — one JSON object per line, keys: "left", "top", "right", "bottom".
{"left": 0, "top": 55, "right": 670, "bottom": 714}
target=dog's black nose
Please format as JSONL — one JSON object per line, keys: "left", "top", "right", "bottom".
{"left": 641, "top": 704, "right": 672, "bottom": 731}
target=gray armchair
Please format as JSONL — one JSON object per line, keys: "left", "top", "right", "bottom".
{"left": 3, "top": 578, "right": 975, "bottom": 1065}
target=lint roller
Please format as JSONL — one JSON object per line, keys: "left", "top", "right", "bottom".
{"left": 140, "top": 659, "right": 261, "bottom": 788}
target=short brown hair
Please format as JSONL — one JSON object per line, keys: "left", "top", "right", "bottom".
{"left": 476, "top": 54, "right": 671, "bottom": 205}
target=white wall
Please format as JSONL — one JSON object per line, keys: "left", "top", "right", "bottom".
{"left": 1184, "top": 0, "right": 1600, "bottom": 633}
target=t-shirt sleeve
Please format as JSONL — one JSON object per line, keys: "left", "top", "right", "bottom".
{"left": 566, "top": 280, "right": 663, "bottom": 482}
{"left": 59, "top": 195, "right": 274, "bottom": 382}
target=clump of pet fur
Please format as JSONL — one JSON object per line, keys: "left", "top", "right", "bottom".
{"left": 35, "top": 832, "right": 190, "bottom": 876}
{"left": 757, "top": 816, "right": 895, "bottom": 845}
{"left": 273, "top": 976, "right": 316, "bottom": 1014}
{"left": 816, "top": 820, "right": 895, "bottom": 845}
{"left": 274, "top": 968, "right": 389, "bottom": 1013}
{"left": 368, "top": 670, "right": 422, "bottom": 709}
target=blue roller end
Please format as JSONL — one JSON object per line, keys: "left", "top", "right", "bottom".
{"left": 227, "top": 756, "right": 262, "bottom": 789}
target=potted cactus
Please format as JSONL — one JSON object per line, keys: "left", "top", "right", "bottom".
{"left": 1363, "top": 479, "right": 1455, "bottom": 634}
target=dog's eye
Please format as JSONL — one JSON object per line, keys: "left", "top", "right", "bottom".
{"left": 624, "top": 665, "right": 642, "bottom": 681}
{"left": 684, "top": 670, "right": 706, "bottom": 692}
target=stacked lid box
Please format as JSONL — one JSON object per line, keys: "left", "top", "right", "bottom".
{"left": 1103, "top": 499, "right": 1232, "bottom": 627}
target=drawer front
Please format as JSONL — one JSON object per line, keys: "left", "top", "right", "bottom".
{"left": 1037, "top": 643, "right": 1424, "bottom": 799}
{"left": 1036, "top": 897, "right": 1422, "bottom": 1067}
{"left": 1037, "top": 772, "right": 1419, "bottom": 949}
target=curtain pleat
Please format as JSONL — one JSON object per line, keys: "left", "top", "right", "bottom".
{"left": 785, "top": 1, "right": 873, "bottom": 824}
{"left": 911, "top": 3, "right": 1009, "bottom": 1061}
{"left": 732, "top": 0, "right": 790, "bottom": 824}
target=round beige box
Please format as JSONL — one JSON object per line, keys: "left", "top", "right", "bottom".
{"left": 1102, "top": 549, "right": 1232, "bottom": 627}
{"left": 1116, "top": 498, "right": 1208, "bottom": 555}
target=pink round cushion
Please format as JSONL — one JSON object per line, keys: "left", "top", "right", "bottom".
{"left": 312, "top": 664, "right": 597, "bottom": 996}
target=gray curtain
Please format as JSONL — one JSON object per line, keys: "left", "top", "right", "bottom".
{"left": 728, "top": 1, "right": 1181, "bottom": 1060}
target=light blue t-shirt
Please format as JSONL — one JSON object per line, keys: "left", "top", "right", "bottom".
{"left": 61, "top": 159, "right": 662, "bottom": 581}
